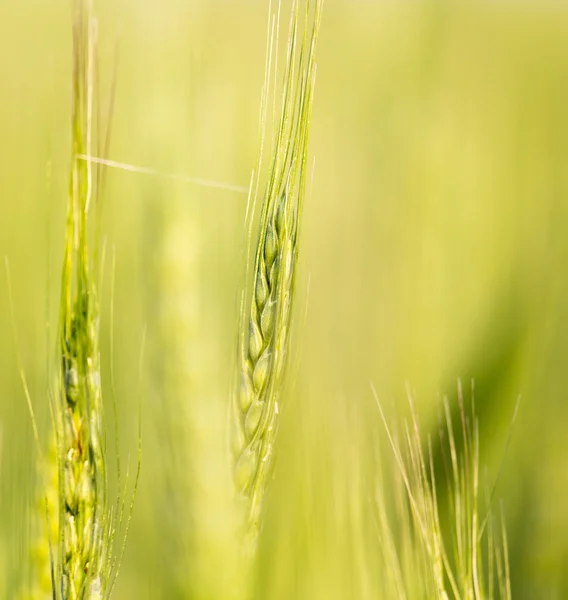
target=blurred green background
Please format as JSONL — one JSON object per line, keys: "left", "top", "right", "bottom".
{"left": 1, "top": 1, "right": 568, "bottom": 598}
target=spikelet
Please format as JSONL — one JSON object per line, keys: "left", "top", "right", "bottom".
{"left": 232, "top": 0, "right": 323, "bottom": 549}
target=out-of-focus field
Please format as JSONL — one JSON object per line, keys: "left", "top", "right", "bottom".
{"left": 1, "top": 1, "right": 568, "bottom": 598}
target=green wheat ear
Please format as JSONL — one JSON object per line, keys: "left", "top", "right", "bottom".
{"left": 54, "top": 2, "right": 108, "bottom": 597}
{"left": 50, "top": 2, "right": 140, "bottom": 597}
{"left": 373, "top": 382, "right": 514, "bottom": 600}
{"left": 232, "top": 0, "right": 323, "bottom": 551}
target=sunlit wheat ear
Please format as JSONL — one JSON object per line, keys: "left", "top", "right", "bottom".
{"left": 372, "top": 381, "right": 513, "bottom": 600}
{"left": 54, "top": 5, "right": 108, "bottom": 597}
{"left": 232, "top": 0, "right": 323, "bottom": 551}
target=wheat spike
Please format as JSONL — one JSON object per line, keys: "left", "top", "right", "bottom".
{"left": 54, "top": 2, "right": 109, "bottom": 597}
{"left": 232, "top": 0, "right": 322, "bottom": 549}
